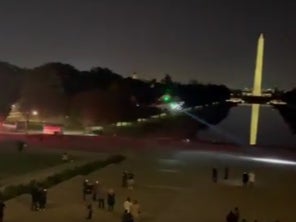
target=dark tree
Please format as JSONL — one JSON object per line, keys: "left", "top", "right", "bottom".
{"left": 282, "top": 88, "right": 296, "bottom": 104}
{"left": 161, "top": 74, "right": 173, "bottom": 84}
{"left": 0, "top": 62, "right": 24, "bottom": 119}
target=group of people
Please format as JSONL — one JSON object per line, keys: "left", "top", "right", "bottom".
{"left": 30, "top": 183, "right": 48, "bottom": 211}
{"left": 122, "top": 197, "right": 140, "bottom": 222}
{"left": 82, "top": 171, "right": 140, "bottom": 221}
{"left": 212, "top": 167, "right": 256, "bottom": 186}
{"left": 83, "top": 179, "right": 116, "bottom": 220}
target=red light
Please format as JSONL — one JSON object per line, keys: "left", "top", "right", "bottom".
{"left": 43, "top": 125, "right": 62, "bottom": 134}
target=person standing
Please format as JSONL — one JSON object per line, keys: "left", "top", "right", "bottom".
{"left": 212, "top": 168, "right": 218, "bottom": 183}
{"left": 242, "top": 172, "right": 249, "bottom": 186}
{"left": 86, "top": 203, "right": 93, "bottom": 220}
{"left": 83, "top": 179, "right": 89, "bottom": 201}
{"left": 92, "top": 181, "right": 99, "bottom": 201}
{"left": 39, "top": 188, "right": 47, "bottom": 210}
{"left": 0, "top": 200, "right": 5, "bottom": 222}
{"left": 248, "top": 172, "right": 255, "bottom": 186}
{"left": 97, "top": 185, "right": 105, "bottom": 209}
{"left": 123, "top": 197, "right": 132, "bottom": 213}
{"left": 107, "top": 189, "right": 115, "bottom": 211}
{"left": 30, "top": 183, "right": 39, "bottom": 211}
{"left": 130, "top": 200, "right": 140, "bottom": 221}
{"left": 234, "top": 207, "right": 240, "bottom": 222}
{"left": 226, "top": 210, "right": 236, "bottom": 222}
{"left": 127, "top": 173, "right": 135, "bottom": 190}
{"left": 122, "top": 210, "right": 134, "bottom": 222}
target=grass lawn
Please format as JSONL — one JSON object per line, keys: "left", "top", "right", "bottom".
{"left": 0, "top": 152, "right": 64, "bottom": 179}
{"left": 0, "top": 140, "right": 79, "bottom": 180}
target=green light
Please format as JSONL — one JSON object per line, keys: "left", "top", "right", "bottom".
{"left": 163, "top": 94, "right": 171, "bottom": 103}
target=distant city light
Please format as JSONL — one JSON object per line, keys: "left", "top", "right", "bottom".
{"left": 32, "top": 110, "right": 38, "bottom": 116}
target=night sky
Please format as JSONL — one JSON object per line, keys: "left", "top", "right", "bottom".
{"left": 0, "top": 0, "right": 295, "bottom": 89}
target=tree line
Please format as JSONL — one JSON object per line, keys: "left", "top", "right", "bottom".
{"left": 5, "top": 61, "right": 295, "bottom": 128}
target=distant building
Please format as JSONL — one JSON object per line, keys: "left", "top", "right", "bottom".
{"left": 6, "top": 103, "right": 26, "bottom": 122}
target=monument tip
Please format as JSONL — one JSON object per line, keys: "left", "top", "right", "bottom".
{"left": 259, "top": 33, "right": 264, "bottom": 38}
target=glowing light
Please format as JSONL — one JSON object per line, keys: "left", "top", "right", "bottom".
{"left": 249, "top": 33, "right": 264, "bottom": 145}
{"left": 43, "top": 125, "right": 62, "bottom": 134}
{"left": 169, "top": 102, "right": 184, "bottom": 111}
{"left": 250, "top": 104, "right": 260, "bottom": 145}
{"left": 253, "top": 33, "right": 264, "bottom": 96}
{"left": 242, "top": 156, "right": 296, "bottom": 166}
{"left": 169, "top": 102, "right": 179, "bottom": 110}
{"left": 32, "top": 110, "right": 38, "bottom": 116}
{"left": 163, "top": 94, "right": 171, "bottom": 103}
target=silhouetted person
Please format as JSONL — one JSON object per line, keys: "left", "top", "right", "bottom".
{"left": 39, "top": 188, "right": 47, "bottom": 210}
{"left": 122, "top": 210, "right": 134, "bottom": 222}
{"left": 107, "top": 189, "right": 115, "bottom": 211}
{"left": 226, "top": 211, "right": 236, "bottom": 222}
{"left": 83, "top": 179, "right": 93, "bottom": 201}
{"left": 92, "top": 181, "right": 99, "bottom": 201}
{"left": 224, "top": 167, "right": 229, "bottom": 180}
{"left": 30, "top": 183, "right": 39, "bottom": 211}
{"left": 0, "top": 200, "right": 5, "bottom": 222}
{"left": 17, "top": 141, "right": 27, "bottom": 152}
{"left": 86, "top": 203, "right": 93, "bottom": 220}
{"left": 212, "top": 168, "right": 218, "bottom": 183}
{"left": 242, "top": 172, "right": 249, "bottom": 186}
{"left": 83, "top": 179, "right": 89, "bottom": 200}
{"left": 97, "top": 185, "right": 105, "bottom": 209}
{"left": 234, "top": 207, "right": 240, "bottom": 222}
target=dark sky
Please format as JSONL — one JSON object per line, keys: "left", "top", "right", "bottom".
{"left": 0, "top": 0, "right": 295, "bottom": 89}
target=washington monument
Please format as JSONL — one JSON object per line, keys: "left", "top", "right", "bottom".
{"left": 250, "top": 34, "right": 264, "bottom": 145}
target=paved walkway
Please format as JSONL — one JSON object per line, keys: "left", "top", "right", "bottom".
{"left": 3, "top": 149, "right": 296, "bottom": 222}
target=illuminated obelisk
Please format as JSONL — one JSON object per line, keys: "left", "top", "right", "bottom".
{"left": 250, "top": 34, "right": 264, "bottom": 145}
